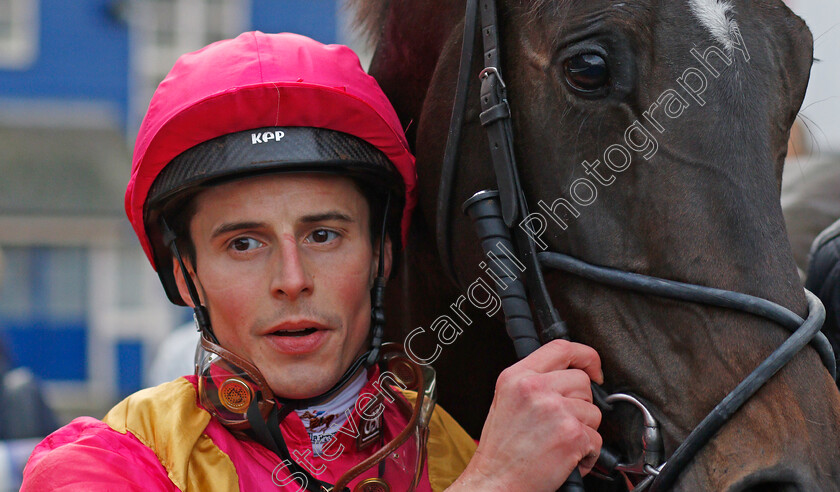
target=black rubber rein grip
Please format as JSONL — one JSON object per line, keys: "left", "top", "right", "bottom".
{"left": 464, "top": 190, "right": 585, "bottom": 492}
{"left": 463, "top": 190, "right": 542, "bottom": 358}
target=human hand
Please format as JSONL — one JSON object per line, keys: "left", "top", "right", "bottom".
{"left": 448, "top": 340, "right": 603, "bottom": 492}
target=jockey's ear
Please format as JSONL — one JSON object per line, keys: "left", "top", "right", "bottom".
{"left": 173, "top": 256, "right": 201, "bottom": 308}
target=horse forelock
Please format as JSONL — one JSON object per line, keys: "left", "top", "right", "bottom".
{"left": 688, "top": 0, "right": 738, "bottom": 52}
{"left": 346, "top": 0, "right": 391, "bottom": 46}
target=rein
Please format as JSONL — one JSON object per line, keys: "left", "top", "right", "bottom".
{"left": 437, "top": 0, "right": 838, "bottom": 490}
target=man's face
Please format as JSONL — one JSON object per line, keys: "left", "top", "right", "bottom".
{"left": 173, "top": 173, "right": 390, "bottom": 399}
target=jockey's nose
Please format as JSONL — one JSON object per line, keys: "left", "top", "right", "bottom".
{"left": 270, "top": 236, "right": 313, "bottom": 301}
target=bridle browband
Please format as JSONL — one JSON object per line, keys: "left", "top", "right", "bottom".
{"left": 437, "top": 0, "right": 838, "bottom": 490}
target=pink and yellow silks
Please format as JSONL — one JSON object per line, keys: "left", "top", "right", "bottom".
{"left": 22, "top": 375, "right": 476, "bottom": 491}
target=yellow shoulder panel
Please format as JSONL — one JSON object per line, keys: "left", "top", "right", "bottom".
{"left": 102, "top": 378, "right": 239, "bottom": 492}
{"left": 400, "top": 390, "right": 477, "bottom": 492}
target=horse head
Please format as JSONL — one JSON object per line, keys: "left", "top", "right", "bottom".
{"left": 353, "top": 0, "right": 840, "bottom": 489}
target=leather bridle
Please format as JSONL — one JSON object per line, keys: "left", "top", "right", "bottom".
{"left": 436, "top": 0, "right": 838, "bottom": 490}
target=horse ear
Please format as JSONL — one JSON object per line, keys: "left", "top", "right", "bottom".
{"left": 772, "top": 4, "right": 814, "bottom": 132}
{"left": 756, "top": 2, "right": 814, "bottom": 165}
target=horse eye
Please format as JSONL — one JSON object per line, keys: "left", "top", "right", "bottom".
{"left": 563, "top": 53, "right": 610, "bottom": 95}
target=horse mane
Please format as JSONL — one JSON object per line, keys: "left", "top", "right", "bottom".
{"left": 346, "top": 0, "right": 391, "bottom": 46}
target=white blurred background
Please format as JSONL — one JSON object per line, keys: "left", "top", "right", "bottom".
{"left": 789, "top": 0, "right": 840, "bottom": 156}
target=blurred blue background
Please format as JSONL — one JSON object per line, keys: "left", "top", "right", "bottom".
{"left": 0, "top": 1, "right": 366, "bottom": 486}
{"left": 0, "top": 6, "right": 367, "bottom": 487}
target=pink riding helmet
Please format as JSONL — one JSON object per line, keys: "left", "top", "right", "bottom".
{"left": 124, "top": 31, "right": 417, "bottom": 305}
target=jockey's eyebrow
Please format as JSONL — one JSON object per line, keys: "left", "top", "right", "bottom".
{"left": 299, "top": 211, "right": 355, "bottom": 224}
{"left": 211, "top": 221, "right": 267, "bottom": 238}
{"left": 208, "top": 213, "right": 355, "bottom": 239}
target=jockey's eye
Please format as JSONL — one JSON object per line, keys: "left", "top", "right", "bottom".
{"left": 230, "top": 237, "right": 262, "bottom": 252}
{"left": 563, "top": 53, "right": 610, "bottom": 96}
{"left": 307, "top": 229, "right": 339, "bottom": 244}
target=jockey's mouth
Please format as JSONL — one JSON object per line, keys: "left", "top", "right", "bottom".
{"left": 261, "top": 320, "right": 332, "bottom": 337}
{"left": 272, "top": 327, "right": 320, "bottom": 337}
{"left": 262, "top": 320, "right": 334, "bottom": 354}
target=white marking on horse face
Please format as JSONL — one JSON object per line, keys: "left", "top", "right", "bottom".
{"left": 688, "top": 0, "right": 736, "bottom": 51}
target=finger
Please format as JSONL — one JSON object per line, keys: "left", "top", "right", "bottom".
{"left": 517, "top": 369, "right": 594, "bottom": 403}
{"left": 517, "top": 340, "right": 603, "bottom": 383}
{"left": 578, "top": 427, "right": 603, "bottom": 476}
{"left": 544, "top": 369, "right": 595, "bottom": 403}
{"left": 558, "top": 397, "right": 602, "bottom": 431}
{"left": 551, "top": 403, "right": 602, "bottom": 478}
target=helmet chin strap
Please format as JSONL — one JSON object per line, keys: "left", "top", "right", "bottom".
{"left": 160, "top": 218, "right": 218, "bottom": 345}
{"left": 366, "top": 193, "right": 391, "bottom": 366}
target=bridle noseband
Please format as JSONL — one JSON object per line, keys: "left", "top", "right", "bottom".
{"left": 437, "top": 0, "right": 838, "bottom": 490}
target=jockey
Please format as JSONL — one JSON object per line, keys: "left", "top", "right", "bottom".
{"left": 21, "top": 32, "right": 602, "bottom": 491}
